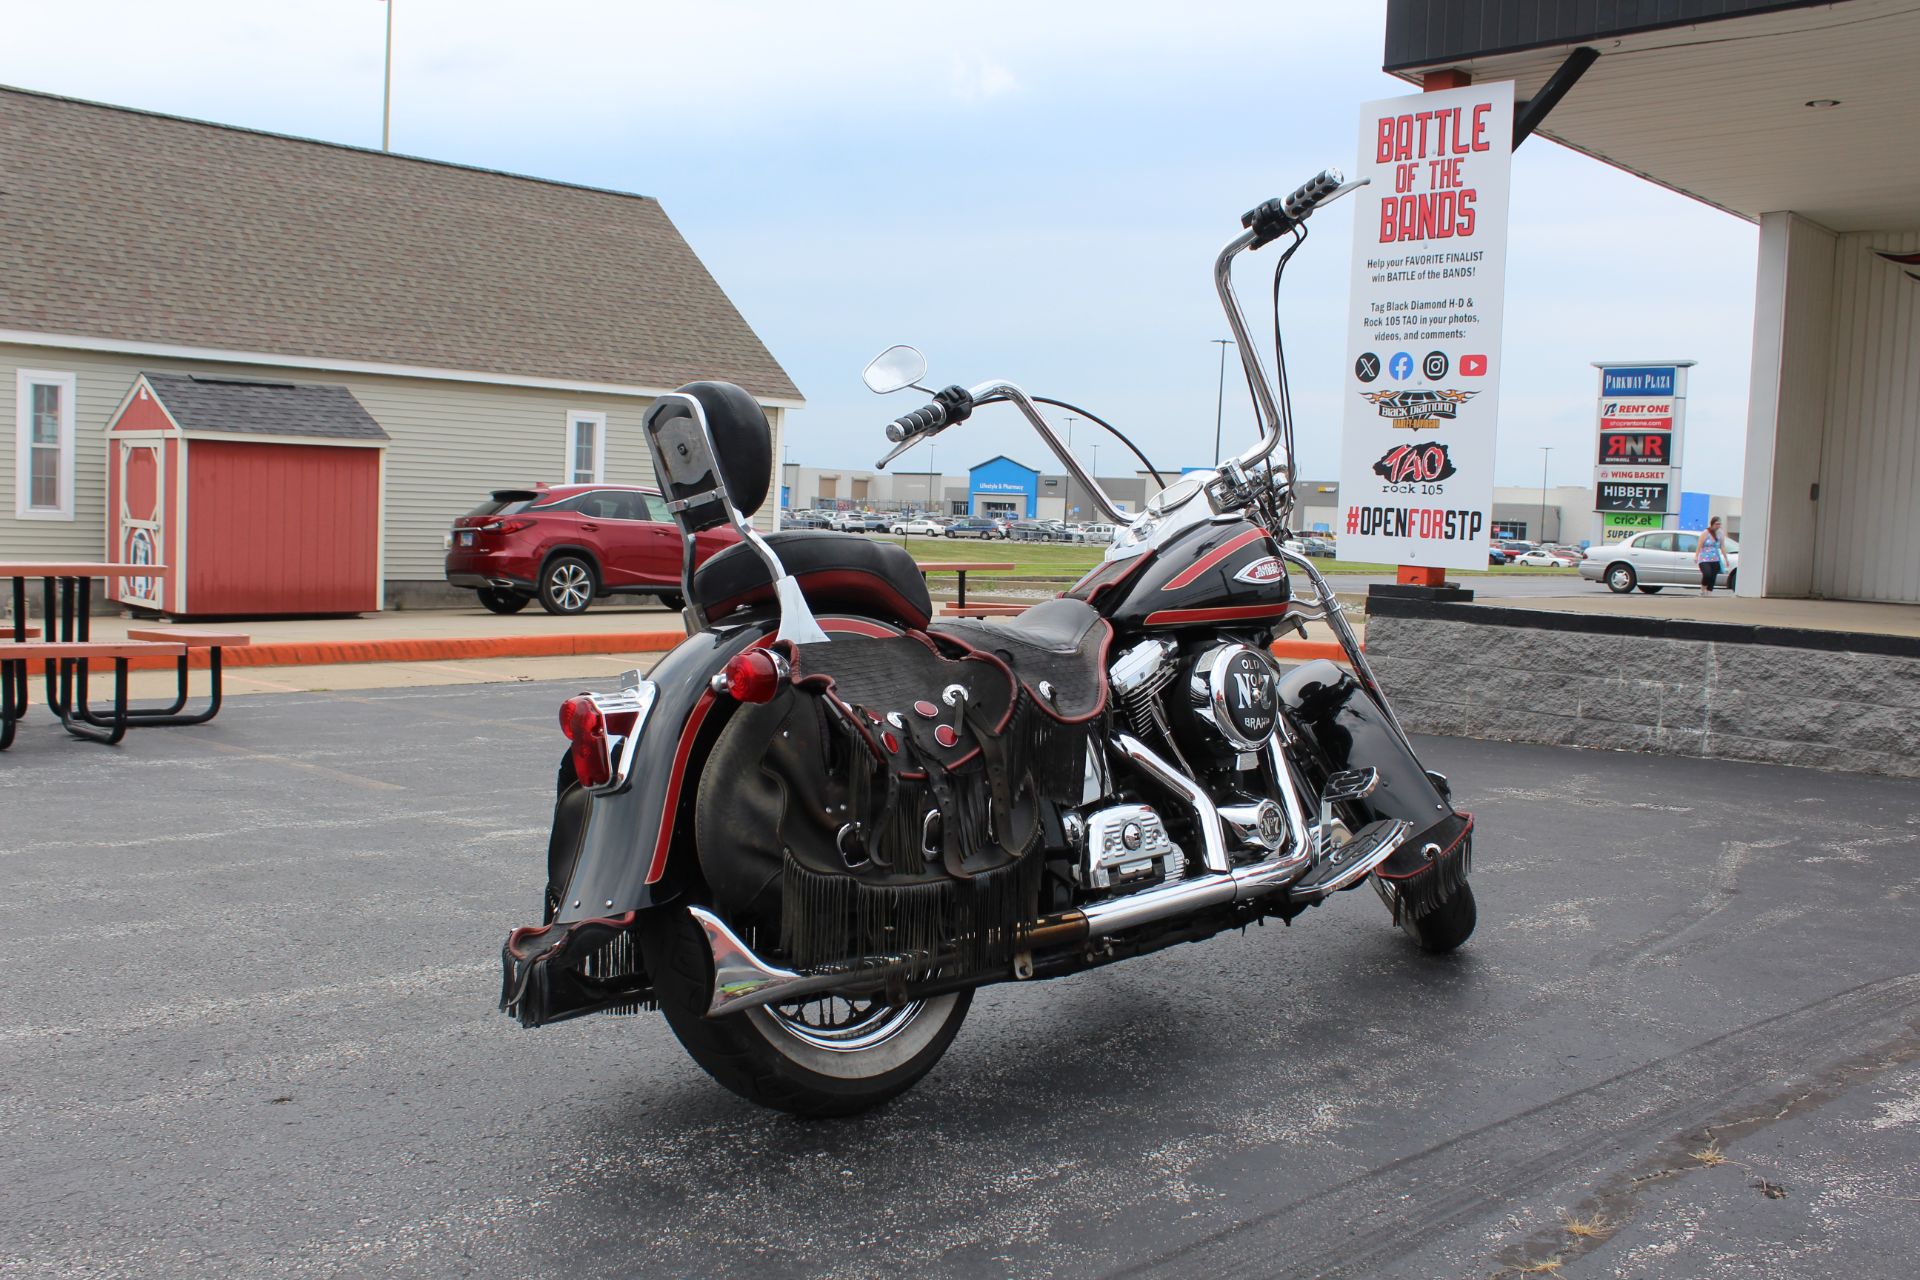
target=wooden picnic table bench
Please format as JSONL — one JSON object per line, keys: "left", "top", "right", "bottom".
{"left": 2, "top": 560, "right": 170, "bottom": 717}
{"left": 914, "top": 561, "right": 1015, "bottom": 607}
{"left": 1, "top": 639, "right": 186, "bottom": 749}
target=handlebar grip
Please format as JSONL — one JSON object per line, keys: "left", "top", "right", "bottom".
{"left": 885, "top": 402, "right": 948, "bottom": 442}
{"left": 1282, "top": 168, "right": 1344, "bottom": 222}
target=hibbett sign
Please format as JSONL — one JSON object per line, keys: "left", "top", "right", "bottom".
{"left": 1337, "top": 82, "right": 1513, "bottom": 571}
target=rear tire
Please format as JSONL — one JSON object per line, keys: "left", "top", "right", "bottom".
{"left": 657, "top": 591, "right": 686, "bottom": 612}
{"left": 476, "top": 588, "right": 531, "bottom": 615}
{"left": 538, "top": 555, "right": 596, "bottom": 616}
{"left": 640, "top": 907, "right": 971, "bottom": 1117}
{"left": 1605, "top": 563, "right": 1637, "bottom": 593}
{"left": 1401, "top": 881, "right": 1477, "bottom": 954}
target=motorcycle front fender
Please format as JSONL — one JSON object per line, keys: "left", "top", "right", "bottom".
{"left": 1288, "top": 666, "right": 1473, "bottom": 916}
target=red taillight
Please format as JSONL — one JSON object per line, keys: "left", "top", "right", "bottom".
{"left": 480, "top": 519, "right": 533, "bottom": 535}
{"left": 719, "top": 650, "right": 785, "bottom": 703}
{"left": 559, "top": 695, "right": 611, "bottom": 787}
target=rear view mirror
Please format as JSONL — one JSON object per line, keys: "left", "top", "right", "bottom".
{"left": 862, "top": 345, "right": 927, "bottom": 394}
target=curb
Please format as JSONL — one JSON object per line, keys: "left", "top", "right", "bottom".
{"left": 120, "top": 630, "right": 683, "bottom": 672}
{"left": 114, "top": 626, "right": 1357, "bottom": 673}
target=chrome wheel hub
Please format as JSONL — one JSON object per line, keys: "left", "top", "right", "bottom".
{"left": 550, "top": 563, "right": 591, "bottom": 610}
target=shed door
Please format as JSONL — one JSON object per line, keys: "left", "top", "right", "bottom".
{"left": 117, "top": 439, "right": 166, "bottom": 609}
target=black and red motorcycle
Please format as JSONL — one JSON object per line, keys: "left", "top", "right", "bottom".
{"left": 499, "top": 169, "right": 1476, "bottom": 1116}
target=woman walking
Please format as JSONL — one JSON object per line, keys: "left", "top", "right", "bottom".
{"left": 1697, "top": 516, "right": 1726, "bottom": 596}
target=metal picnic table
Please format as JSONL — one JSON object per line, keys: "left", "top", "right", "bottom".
{"left": 913, "top": 561, "right": 1015, "bottom": 608}
{"left": 0, "top": 560, "right": 190, "bottom": 747}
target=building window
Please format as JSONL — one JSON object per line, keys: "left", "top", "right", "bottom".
{"left": 566, "top": 411, "right": 606, "bottom": 485}
{"left": 15, "top": 370, "right": 77, "bottom": 520}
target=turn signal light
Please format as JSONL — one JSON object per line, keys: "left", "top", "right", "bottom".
{"left": 718, "top": 650, "right": 786, "bottom": 703}
{"left": 558, "top": 695, "right": 612, "bottom": 787}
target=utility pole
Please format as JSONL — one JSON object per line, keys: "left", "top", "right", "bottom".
{"left": 1211, "top": 339, "right": 1233, "bottom": 465}
{"left": 1539, "top": 446, "right": 1553, "bottom": 543}
{"left": 382, "top": 0, "right": 395, "bottom": 152}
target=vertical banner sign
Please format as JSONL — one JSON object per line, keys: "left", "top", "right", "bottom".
{"left": 1337, "top": 82, "right": 1514, "bottom": 571}
{"left": 1591, "top": 360, "right": 1693, "bottom": 543}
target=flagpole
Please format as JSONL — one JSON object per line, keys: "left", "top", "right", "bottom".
{"left": 382, "top": 0, "right": 394, "bottom": 152}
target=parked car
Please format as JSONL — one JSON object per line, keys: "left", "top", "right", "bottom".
{"left": 1301, "top": 537, "right": 1337, "bottom": 558}
{"left": 1496, "top": 540, "right": 1538, "bottom": 560}
{"left": 889, "top": 516, "right": 948, "bottom": 536}
{"left": 1508, "top": 549, "right": 1570, "bottom": 567}
{"left": 1041, "top": 520, "right": 1087, "bottom": 542}
{"left": 1488, "top": 547, "right": 1510, "bottom": 565}
{"left": 1578, "top": 529, "right": 1739, "bottom": 593}
{"left": 1006, "top": 520, "right": 1058, "bottom": 542}
{"left": 780, "top": 510, "right": 830, "bottom": 530}
{"left": 446, "top": 484, "right": 737, "bottom": 616}
{"left": 1079, "top": 522, "right": 1118, "bottom": 544}
{"left": 944, "top": 517, "right": 1007, "bottom": 540}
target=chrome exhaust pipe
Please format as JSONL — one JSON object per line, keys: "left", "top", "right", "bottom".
{"left": 691, "top": 818, "right": 1411, "bottom": 1018}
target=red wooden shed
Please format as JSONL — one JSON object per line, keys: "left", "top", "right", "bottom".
{"left": 104, "top": 373, "right": 389, "bottom": 616}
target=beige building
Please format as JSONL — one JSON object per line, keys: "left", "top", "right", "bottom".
{"left": 1, "top": 87, "right": 799, "bottom": 604}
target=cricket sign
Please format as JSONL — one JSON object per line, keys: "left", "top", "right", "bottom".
{"left": 1591, "top": 360, "right": 1693, "bottom": 541}
{"left": 1338, "top": 82, "right": 1513, "bottom": 571}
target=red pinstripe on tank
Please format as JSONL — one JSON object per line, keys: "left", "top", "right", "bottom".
{"left": 1142, "top": 603, "right": 1296, "bottom": 628}
{"left": 643, "top": 615, "right": 901, "bottom": 884}
{"left": 1159, "top": 527, "right": 1268, "bottom": 591}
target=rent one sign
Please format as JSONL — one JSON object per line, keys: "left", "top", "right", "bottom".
{"left": 1591, "top": 360, "right": 1694, "bottom": 543}
{"left": 1338, "top": 81, "right": 1514, "bottom": 572}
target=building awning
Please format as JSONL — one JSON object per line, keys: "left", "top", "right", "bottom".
{"left": 1383, "top": 0, "right": 1920, "bottom": 231}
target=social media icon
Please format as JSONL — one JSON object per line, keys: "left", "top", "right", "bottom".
{"left": 1354, "top": 352, "right": 1381, "bottom": 383}
{"left": 1460, "top": 354, "right": 1488, "bottom": 377}
{"left": 1388, "top": 352, "right": 1413, "bottom": 381}
{"left": 1422, "top": 350, "right": 1449, "bottom": 380}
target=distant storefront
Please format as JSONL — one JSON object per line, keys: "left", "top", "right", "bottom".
{"left": 967, "top": 456, "right": 1038, "bottom": 518}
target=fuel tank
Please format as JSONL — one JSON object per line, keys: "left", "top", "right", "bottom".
{"left": 1069, "top": 519, "right": 1292, "bottom": 634}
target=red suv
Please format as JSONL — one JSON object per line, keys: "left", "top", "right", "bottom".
{"left": 445, "top": 485, "right": 737, "bottom": 615}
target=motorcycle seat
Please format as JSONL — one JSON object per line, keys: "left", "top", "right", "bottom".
{"left": 930, "top": 597, "right": 1112, "bottom": 723}
{"left": 693, "top": 530, "right": 933, "bottom": 630}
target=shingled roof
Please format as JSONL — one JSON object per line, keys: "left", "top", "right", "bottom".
{"left": 0, "top": 86, "right": 801, "bottom": 402}
{"left": 142, "top": 373, "right": 390, "bottom": 442}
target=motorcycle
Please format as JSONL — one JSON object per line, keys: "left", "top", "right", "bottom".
{"left": 499, "top": 168, "right": 1476, "bottom": 1116}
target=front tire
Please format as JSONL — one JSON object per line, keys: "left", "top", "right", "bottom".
{"left": 476, "top": 588, "right": 531, "bottom": 615}
{"left": 641, "top": 907, "right": 971, "bottom": 1117}
{"left": 538, "top": 555, "right": 597, "bottom": 615}
{"left": 1637, "top": 584, "right": 1663, "bottom": 594}
{"left": 1605, "top": 563, "right": 1637, "bottom": 593}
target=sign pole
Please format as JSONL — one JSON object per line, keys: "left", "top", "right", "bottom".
{"left": 382, "top": 0, "right": 395, "bottom": 153}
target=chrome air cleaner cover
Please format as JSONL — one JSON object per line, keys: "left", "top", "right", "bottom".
{"left": 1190, "top": 643, "right": 1281, "bottom": 750}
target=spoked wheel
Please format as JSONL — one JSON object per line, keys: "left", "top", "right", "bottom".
{"left": 641, "top": 906, "right": 971, "bottom": 1117}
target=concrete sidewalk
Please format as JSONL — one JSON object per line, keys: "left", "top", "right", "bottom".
{"left": 1483, "top": 588, "right": 1920, "bottom": 637}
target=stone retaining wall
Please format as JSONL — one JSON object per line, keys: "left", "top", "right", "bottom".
{"left": 1364, "top": 603, "right": 1920, "bottom": 778}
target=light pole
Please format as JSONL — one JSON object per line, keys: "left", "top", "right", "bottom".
{"left": 1062, "top": 415, "right": 1077, "bottom": 523}
{"left": 381, "top": 0, "right": 395, "bottom": 152}
{"left": 1212, "top": 338, "right": 1234, "bottom": 465}
{"left": 1538, "top": 446, "right": 1553, "bottom": 543}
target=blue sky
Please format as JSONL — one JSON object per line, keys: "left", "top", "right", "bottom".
{"left": 3, "top": 1, "right": 1759, "bottom": 493}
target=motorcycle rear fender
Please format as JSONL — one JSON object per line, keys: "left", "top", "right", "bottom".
{"left": 549, "top": 621, "right": 773, "bottom": 924}
{"left": 548, "top": 612, "right": 908, "bottom": 925}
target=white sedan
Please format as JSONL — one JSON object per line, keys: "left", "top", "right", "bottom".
{"left": 889, "top": 517, "right": 948, "bottom": 536}
{"left": 1509, "top": 549, "right": 1571, "bottom": 567}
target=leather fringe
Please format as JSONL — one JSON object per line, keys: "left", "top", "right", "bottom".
{"left": 780, "top": 849, "right": 1044, "bottom": 978}
{"left": 1392, "top": 837, "right": 1473, "bottom": 923}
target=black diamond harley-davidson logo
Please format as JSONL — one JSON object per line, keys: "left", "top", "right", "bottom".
{"left": 1361, "top": 389, "right": 1478, "bottom": 430}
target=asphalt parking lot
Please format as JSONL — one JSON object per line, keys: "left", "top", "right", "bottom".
{"left": 3, "top": 679, "right": 1917, "bottom": 1279}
